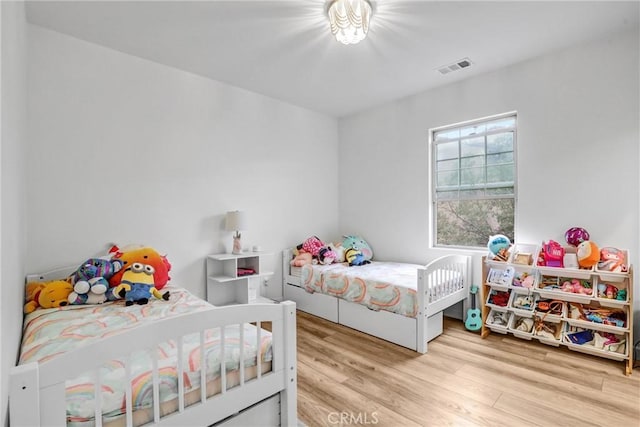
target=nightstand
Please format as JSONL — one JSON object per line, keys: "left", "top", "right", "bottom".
{"left": 206, "top": 252, "right": 275, "bottom": 305}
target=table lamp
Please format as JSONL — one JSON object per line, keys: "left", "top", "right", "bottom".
{"left": 225, "top": 210, "right": 247, "bottom": 255}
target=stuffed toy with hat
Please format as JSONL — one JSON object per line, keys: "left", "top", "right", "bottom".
{"left": 24, "top": 280, "right": 74, "bottom": 314}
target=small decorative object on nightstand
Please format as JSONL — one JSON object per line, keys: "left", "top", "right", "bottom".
{"left": 206, "top": 251, "right": 275, "bottom": 306}
{"left": 225, "top": 210, "right": 247, "bottom": 255}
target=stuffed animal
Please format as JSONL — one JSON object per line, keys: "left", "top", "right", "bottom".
{"left": 317, "top": 246, "right": 337, "bottom": 265}
{"left": 342, "top": 235, "right": 373, "bottom": 261}
{"left": 68, "top": 258, "right": 124, "bottom": 305}
{"left": 598, "top": 247, "right": 628, "bottom": 272}
{"left": 328, "top": 242, "right": 345, "bottom": 263}
{"left": 298, "top": 236, "right": 324, "bottom": 258}
{"left": 291, "top": 251, "right": 313, "bottom": 267}
{"left": 68, "top": 277, "right": 113, "bottom": 305}
{"left": 24, "top": 280, "right": 74, "bottom": 314}
{"left": 577, "top": 241, "right": 599, "bottom": 269}
{"left": 108, "top": 245, "right": 172, "bottom": 290}
{"left": 115, "top": 262, "right": 170, "bottom": 306}
{"left": 344, "top": 247, "right": 371, "bottom": 266}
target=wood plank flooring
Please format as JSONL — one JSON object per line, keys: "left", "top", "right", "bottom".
{"left": 295, "top": 311, "right": 640, "bottom": 427}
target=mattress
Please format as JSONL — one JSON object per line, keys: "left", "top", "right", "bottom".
{"left": 301, "top": 262, "right": 423, "bottom": 317}
{"left": 18, "top": 286, "right": 272, "bottom": 426}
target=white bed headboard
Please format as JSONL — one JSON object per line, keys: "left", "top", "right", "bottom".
{"left": 26, "top": 266, "right": 76, "bottom": 283}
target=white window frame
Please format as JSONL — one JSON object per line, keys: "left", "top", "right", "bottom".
{"left": 430, "top": 112, "right": 518, "bottom": 249}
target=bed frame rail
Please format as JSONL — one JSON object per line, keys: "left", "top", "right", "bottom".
{"left": 10, "top": 301, "right": 297, "bottom": 427}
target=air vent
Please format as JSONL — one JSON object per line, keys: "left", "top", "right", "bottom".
{"left": 437, "top": 58, "right": 473, "bottom": 75}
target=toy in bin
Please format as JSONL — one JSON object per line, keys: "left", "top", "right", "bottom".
{"left": 512, "top": 271, "right": 534, "bottom": 288}
{"left": 598, "top": 247, "right": 628, "bottom": 273}
{"left": 566, "top": 329, "right": 594, "bottom": 345}
{"left": 565, "top": 227, "right": 590, "bottom": 247}
{"left": 577, "top": 241, "right": 600, "bottom": 269}
{"left": 538, "top": 240, "right": 564, "bottom": 267}
{"left": 534, "top": 317, "right": 561, "bottom": 340}
{"left": 536, "top": 299, "right": 565, "bottom": 316}
{"left": 569, "top": 303, "right": 626, "bottom": 328}
{"left": 487, "top": 234, "right": 512, "bottom": 261}
{"left": 488, "top": 290, "right": 510, "bottom": 307}
{"left": 597, "top": 283, "right": 627, "bottom": 301}
{"left": 560, "top": 278, "right": 592, "bottom": 295}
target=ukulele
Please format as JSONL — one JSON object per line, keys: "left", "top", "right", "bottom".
{"left": 465, "top": 285, "right": 482, "bottom": 331}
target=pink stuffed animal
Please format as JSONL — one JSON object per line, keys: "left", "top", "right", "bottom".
{"left": 561, "top": 279, "right": 592, "bottom": 295}
{"left": 291, "top": 252, "right": 312, "bottom": 267}
{"left": 300, "top": 236, "right": 324, "bottom": 257}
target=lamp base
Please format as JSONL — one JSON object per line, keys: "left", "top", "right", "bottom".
{"left": 232, "top": 236, "right": 242, "bottom": 255}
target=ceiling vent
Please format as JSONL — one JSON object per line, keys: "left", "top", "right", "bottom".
{"left": 437, "top": 58, "right": 473, "bottom": 75}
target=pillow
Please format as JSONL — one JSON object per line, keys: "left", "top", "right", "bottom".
{"left": 341, "top": 235, "right": 373, "bottom": 261}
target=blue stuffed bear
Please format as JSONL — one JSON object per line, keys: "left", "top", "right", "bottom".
{"left": 68, "top": 258, "right": 123, "bottom": 305}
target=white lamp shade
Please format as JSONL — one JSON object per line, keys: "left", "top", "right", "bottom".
{"left": 225, "top": 211, "right": 247, "bottom": 231}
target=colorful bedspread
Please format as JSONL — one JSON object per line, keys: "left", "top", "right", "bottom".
{"left": 301, "top": 262, "right": 422, "bottom": 318}
{"left": 19, "top": 286, "right": 272, "bottom": 424}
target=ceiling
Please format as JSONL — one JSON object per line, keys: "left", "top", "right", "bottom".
{"left": 25, "top": 1, "right": 639, "bottom": 118}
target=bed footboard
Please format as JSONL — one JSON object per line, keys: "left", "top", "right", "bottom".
{"left": 10, "top": 302, "right": 297, "bottom": 427}
{"left": 416, "top": 254, "right": 471, "bottom": 352}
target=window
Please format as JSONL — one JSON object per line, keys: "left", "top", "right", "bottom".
{"left": 431, "top": 113, "right": 516, "bottom": 248}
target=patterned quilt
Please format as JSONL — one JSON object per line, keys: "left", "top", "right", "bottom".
{"left": 301, "top": 262, "right": 422, "bottom": 318}
{"left": 19, "top": 286, "right": 272, "bottom": 425}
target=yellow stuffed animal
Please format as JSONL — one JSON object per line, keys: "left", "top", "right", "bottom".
{"left": 24, "top": 280, "right": 74, "bottom": 314}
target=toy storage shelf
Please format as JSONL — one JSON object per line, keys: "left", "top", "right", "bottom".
{"left": 481, "top": 254, "right": 634, "bottom": 376}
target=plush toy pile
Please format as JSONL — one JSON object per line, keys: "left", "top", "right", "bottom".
{"left": 23, "top": 244, "right": 173, "bottom": 313}
{"left": 532, "top": 227, "right": 629, "bottom": 272}
{"left": 291, "top": 235, "right": 373, "bottom": 267}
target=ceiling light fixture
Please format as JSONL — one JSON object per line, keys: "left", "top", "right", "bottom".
{"left": 327, "top": 0, "right": 372, "bottom": 45}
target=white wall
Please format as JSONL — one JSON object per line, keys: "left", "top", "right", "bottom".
{"left": 0, "top": 1, "right": 28, "bottom": 425}
{"left": 27, "top": 25, "right": 340, "bottom": 300}
{"left": 338, "top": 29, "right": 640, "bottom": 329}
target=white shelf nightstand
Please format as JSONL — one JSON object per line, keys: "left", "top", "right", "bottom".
{"left": 206, "top": 252, "right": 275, "bottom": 306}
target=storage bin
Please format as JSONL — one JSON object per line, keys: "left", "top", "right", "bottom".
{"left": 485, "top": 288, "right": 511, "bottom": 310}
{"left": 534, "top": 298, "right": 566, "bottom": 322}
{"left": 536, "top": 244, "right": 594, "bottom": 279}
{"left": 533, "top": 317, "right": 563, "bottom": 346}
{"left": 595, "top": 248, "right": 629, "bottom": 282}
{"left": 508, "top": 314, "right": 535, "bottom": 340}
{"left": 508, "top": 290, "right": 535, "bottom": 318}
{"left": 511, "top": 269, "right": 537, "bottom": 289}
{"left": 536, "top": 274, "right": 594, "bottom": 304}
{"left": 594, "top": 279, "right": 629, "bottom": 305}
{"left": 563, "top": 325, "right": 627, "bottom": 361}
{"left": 485, "top": 309, "right": 511, "bottom": 334}
{"left": 508, "top": 243, "right": 539, "bottom": 266}
{"left": 566, "top": 302, "right": 628, "bottom": 333}
{"left": 485, "top": 266, "right": 514, "bottom": 290}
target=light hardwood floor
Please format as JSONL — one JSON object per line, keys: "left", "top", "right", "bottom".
{"left": 295, "top": 311, "right": 640, "bottom": 427}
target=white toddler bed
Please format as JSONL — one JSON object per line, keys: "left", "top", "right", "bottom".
{"left": 10, "top": 266, "right": 297, "bottom": 426}
{"left": 283, "top": 250, "right": 470, "bottom": 353}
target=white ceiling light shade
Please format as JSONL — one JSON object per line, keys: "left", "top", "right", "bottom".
{"left": 328, "top": 0, "right": 372, "bottom": 45}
